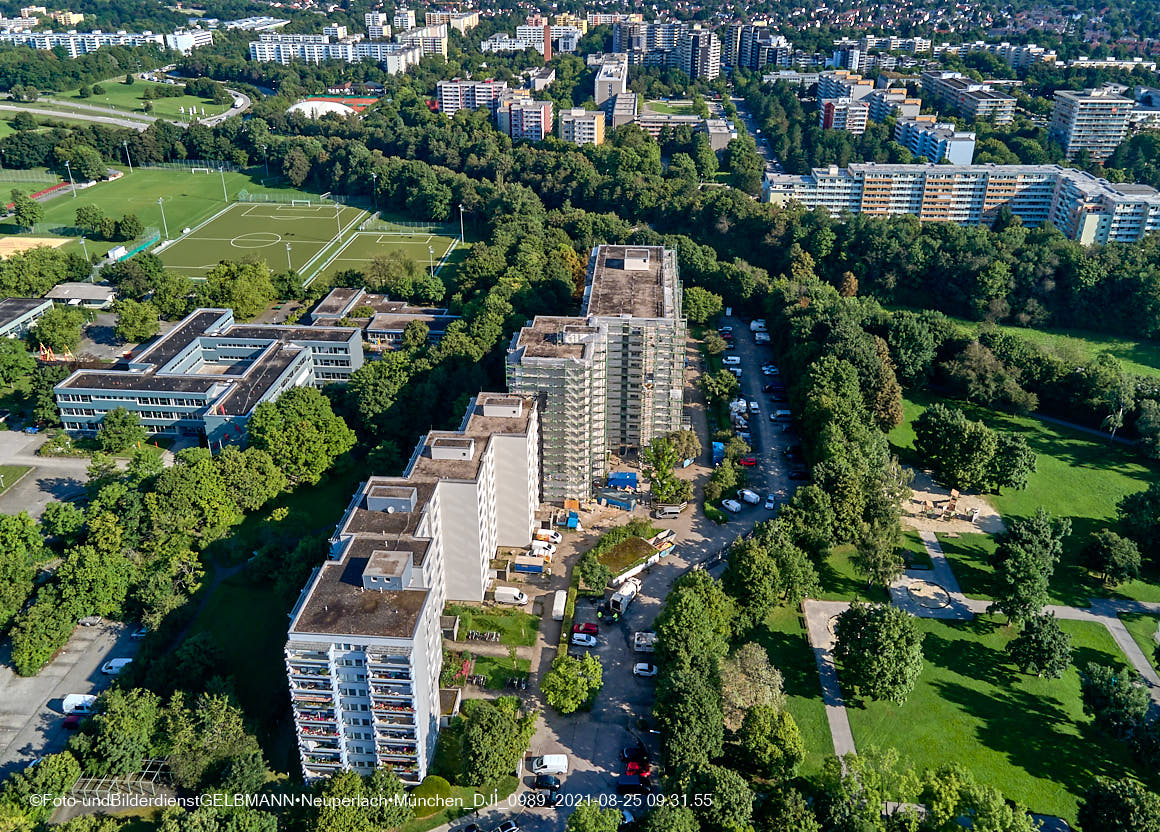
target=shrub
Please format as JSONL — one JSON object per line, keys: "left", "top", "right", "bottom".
{"left": 412, "top": 775, "right": 452, "bottom": 817}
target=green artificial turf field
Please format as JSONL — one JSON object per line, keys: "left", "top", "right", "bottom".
{"left": 314, "top": 230, "right": 459, "bottom": 283}
{"left": 157, "top": 201, "right": 366, "bottom": 278}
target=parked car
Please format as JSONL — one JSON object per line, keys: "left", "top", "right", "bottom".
{"left": 737, "top": 456, "right": 757, "bottom": 467}
{"left": 63, "top": 714, "right": 81, "bottom": 730}
{"left": 633, "top": 662, "right": 658, "bottom": 677}
{"left": 79, "top": 616, "right": 102, "bottom": 627}
{"left": 762, "top": 384, "right": 779, "bottom": 393}
{"left": 724, "top": 341, "right": 736, "bottom": 350}
{"left": 621, "top": 810, "right": 635, "bottom": 826}
{"left": 494, "top": 822, "right": 520, "bottom": 832}
{"left": 101, "top": 658, "right": 133, "bottom": 675}
{"left": 717, "top": 326, "right": 732, "bottom": 333}
{"left": 789, "top": 468, "right": 808, "bottom": 480}
{"left": 748, "top": 400, "right": 759, "bottom": 413}
{"left": 535, "top": 529, "right": 562, "bottom": 544}
{"left": 727, "top": 367, "right": 742, "bottom": 378}
{"left": 722, "top": 356, "right": 741, "bottom": 366}
{"left": 721, "top": 499, "right": 742, "bottom": 513}
{"left": 738, "top": 489, "right": 760, "bottom": 505}
{"left": 130, "top": 626, "right": 148, "bottom": 640}
{"left": 533, "top": 774, "right": 561, "bottom": 791}
{"left": 572, "top": 622, "right": 598, "bottom": 636}
{"left": 764, "top": 494, "right": 778, "bottom": 510}
{"left": 459, "top": 825, "right": 482, "bottom": 832}
{"left": 571, "top": 633, "right": 597, "bottom": 648}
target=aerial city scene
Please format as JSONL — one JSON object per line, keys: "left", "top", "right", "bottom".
{"left": 0, "top": 0, "right": 1160, "bottom": 829}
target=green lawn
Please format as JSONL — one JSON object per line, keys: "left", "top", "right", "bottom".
{"left": 0, "top": 464, "right": 31, "bottom": 495}
{"left": 471, "top": 654, "right": 532, "bottom": 689}
{"left": 445, "top": 604, "right": 539, "bottom": 647}
{"left": 1121, "top": 613, "right": 1160, "bottom": 671}
{"left": 53, "top": 78, "right": 231, "bottom": 121}
{"left": 2, "top": 168, "right": 318, "bottom": 253}
{"left": 818, "top": 544, "right": 890, "bottom": 604}
{"left": 754, "top": 606, "right": 832, "bottom": 776}
{"left": 844, "top": 617, "right": 1150, "bottom": 823}
{"left": 900, "top": 528, "right": 932, "bottom": 570}
{"left": 645, "top": 100, "right": 697, "bottom": 115}
{"left": 949, "top": 316, "right": 1160, "bottom": 380}
{"left": 890, "top": 393, "right": 1160, "bottom": 606}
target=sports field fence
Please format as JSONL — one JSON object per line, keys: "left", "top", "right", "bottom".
{"left": 0, "top": 169, "right": 59, "bottom": 184}
{"left": 358, "top": 212, "right": 457, "bottom": 236}
{"left": 140, "top": 159, "right": 243, "bottom": 173}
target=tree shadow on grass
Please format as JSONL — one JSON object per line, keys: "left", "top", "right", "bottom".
{"left": 752, "top": 624, "right": 824, "bottom": 701}
{"left": 933, "top": 679, "right": 1142, "bottom": 800}
{"left": 922, "top": 631, "right": 1011, "bottom": 688}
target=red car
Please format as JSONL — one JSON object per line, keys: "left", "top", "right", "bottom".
{"left": 737, "top": 456, "right": 757, "bottom": 467}
{"left": 572, "top": 622, "right": 599, "bottom": 636}
{"left": 63, "top": 714, "right": 81, "bottom": 730}
{"left": 625, "top": 761, "right": 649, "bottom": 776}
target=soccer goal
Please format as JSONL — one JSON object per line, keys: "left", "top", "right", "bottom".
{"left": 191, "top": 167, "right": 212, "bottom": 175}
{"left": 290, "top": 199, "right": 313, "bottom": 207}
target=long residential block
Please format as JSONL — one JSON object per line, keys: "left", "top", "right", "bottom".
{"left": 286, "top": 393, "right": 539, "bottom": 784}
{"left": 763, "top": 163, "right": 1160, "bottom": 244}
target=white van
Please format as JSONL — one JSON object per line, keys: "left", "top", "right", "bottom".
{"left": 62, "top": 694, "right": 97, "bottom": 715}
{"left": 552, "top": 590, "right": 567, "bottom": 621}
{"left": 654, "top": 505, "right": 684, "bottom": 520}
{"left": 101, "top": 658, "right": 133, "bottom": 675}
{"left": 738, "top": 489, "right": 761, "bottom": 505}
{"left": 494, "top": 586, "right": 529, "bottom": 606}
{"left": 530, "top": 540, "right": 556, "bottom": 556}
{"left": 529, "top": 754, "right": 569, "bottom": 775}
{"left": 774, "top": 409, "right": 792, "bottom": 420}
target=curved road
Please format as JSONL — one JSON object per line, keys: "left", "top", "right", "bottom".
{"left": 3, "top": 86, "right": 251, "bottom": 132}
{"left": 0, "top": 103, "right": 151, "bottom": 131}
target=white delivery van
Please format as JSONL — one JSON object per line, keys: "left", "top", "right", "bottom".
{"left": 552, "top": 590, "right": 567, "bottom": 621}
{"left": 494, "top": 586, "right": 529, "bottom": 605}
{"left": 62, "top": 694, "right": 97, "bottom": 715}
{"left": 530, "top": 540, "right": 557, "bottom": 557}
{"left": 529, "top": 754, "right": 569, "bottom": 775}
{"left": 535, "top": 529, "right": 563, "bottom": 544}
{"left": 654, "top": 505, "right": 684, "bottom": 520}
{"left": 738, "top": 489, "right": 761, "bottom": 505}
{"left": 101, "top": 658, "right": 133, "bottom": 675}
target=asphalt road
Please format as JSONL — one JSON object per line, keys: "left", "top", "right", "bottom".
{"left": 0, "top": 620, "right": 139, "bottom": 779}
{"left": 0, "top": 432, "right": 93, "bottom": 519}
{"left": 731, "top": 96, "right": 783, "bottom": 172}
{"left": 446, "top": 319, "right": 797, "bottom": 832}
{"left": 0, "top": 103, "right": 151, "bottom": 132}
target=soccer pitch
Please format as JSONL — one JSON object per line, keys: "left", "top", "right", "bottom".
{"left": 157, "top": 202, "right": 366, "bottom": 278}
{"left": 313, "top": 230, "right": 459, "bottom": 282}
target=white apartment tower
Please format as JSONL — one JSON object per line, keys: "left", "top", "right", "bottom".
{"left": 677, "top": 25, "right": 720, "bottom": 80}
{"left": 285, "top": 394, "right": 539, "bottom": 784}
{"left": 507, "top": 246, "right": 686, "bottom": 502}
{"left": 393, "top": 9, "right": 415, "bottom": 31}
{"left": 1049, "top": 88, "right": 1132, "bottom": 161}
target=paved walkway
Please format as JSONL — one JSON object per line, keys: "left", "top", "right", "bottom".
{"left": 803, "top": 529, "right": 1160, "bottom": 766}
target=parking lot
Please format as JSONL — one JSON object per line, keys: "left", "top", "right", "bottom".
{"left": 0, "top": 432, "right": 93, "bottom": 520}
{"left": 0, "top": 621, "right": 139, "bottom": 779}
{"left": 450, "top": 320, "right": 798, "bottom": 831}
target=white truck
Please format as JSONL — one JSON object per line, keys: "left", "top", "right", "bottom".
{"left": 552, "top": 589, "right": 567, "bottom": 621}
{"left": 494, "top": 586, "right": 529, "bottom": 605}
{"left": 633, "top": 632, "right": 657, "bottom": 653}
{"left": 62, "top": 694, "right": 97, "bottom": 715}
{"left": 609, "top": 578, "right": 642, "bottom": 614}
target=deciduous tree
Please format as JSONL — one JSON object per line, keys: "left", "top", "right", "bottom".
{"left": 1006, "top": 612, "right": 1071, "bottom": 678}
{"left": 833, "top": 602, "right": 925, "bottom": 704}
{"left": 246, "top": 387, "right": 356, "bottom": 486}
